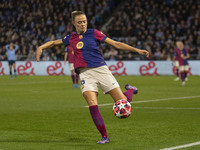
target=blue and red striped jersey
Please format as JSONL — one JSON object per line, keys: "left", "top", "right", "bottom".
{"left": 62, "top": 29, "right": 107, "bottom": 70}
{"left": 174, "top": 48, "right": 189, "bottom": 66}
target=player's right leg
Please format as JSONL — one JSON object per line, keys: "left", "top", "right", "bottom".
{"left": 83, "top": 91, "right": 109, "bottom": 144}
{"left": 79, "top": 68, "right": 109, "bottom": 144}
{"left": 8, "top": 62, "right": 13, "bottom": 79}
{"left": 174, "top": 61, "right": 180, "bottom": 81}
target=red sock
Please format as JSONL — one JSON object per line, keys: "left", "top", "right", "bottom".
{"left": 89, "top": 105, "right": 107, "bottom": 138}
{"left": 123, "top": 89, "right": 134, "bottom": 102}
{"left": 184, "top": 71, "right": 187, "bottom": 78}
{"left": 181, "top": 72, "right": 185, "bottom": 82}
{"left": 176, "top": 68, "right": 179, "bottom": 77}
{"left": 75, "top": 74, "right": 79, "bottom": 84}
{"left": 71, "top": 75, "right": 75, "bottom": 84}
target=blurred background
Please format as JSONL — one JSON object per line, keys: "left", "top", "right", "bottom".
{"left": 0, "top": 0, "right": 200, "bottom": 61}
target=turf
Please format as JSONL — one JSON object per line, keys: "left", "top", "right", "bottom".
{"left": 0, "top": 75, "right": 200, "bottom": 150}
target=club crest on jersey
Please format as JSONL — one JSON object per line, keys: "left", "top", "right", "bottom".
{"left": 76, "top": 41, "right": 84, "bottom": 49}
{"left": 79, "top": 35, "right": 83, "bottom": 39}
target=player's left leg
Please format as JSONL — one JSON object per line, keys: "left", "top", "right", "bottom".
{"left": 13, "top": 63, "right": 17, "bottom": 77}
{"left": 108, "top": 87, "right": 127, "bottom": 101}
{"left": 9, "top": 63, "right": 13, "bottom": 79}
{"left": 108, "top": 86, "right": 137, "bottom": 103}
{"left": 184, "top": 65, "right": 189, "bottom": 81}
{"left": 179, "top": 66, "right": 185, "bottom": 85}
{"left": 70, "top": 69, "right": 76, "bottom": 88}
{"left": 69, "top": 63, "right": 77, "bottom": 88}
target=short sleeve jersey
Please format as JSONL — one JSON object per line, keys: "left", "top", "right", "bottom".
{"left": 174, "top": 48, "right": 189, "bottom": 66}
{"left": 62, "top": 29, "right": 107, "bottom": 69}
{"left": 65, "top": 45, "right": 75, "bottom": 64}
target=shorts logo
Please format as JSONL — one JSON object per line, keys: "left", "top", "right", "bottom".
{"left": 81, "top": 80, "right": 85, "bottom": 89}
{"left": 76, "top": 41, "right": 84, "bottom": 49}
{"left": 81, "top": 80, "right": 85, "bottom": 85}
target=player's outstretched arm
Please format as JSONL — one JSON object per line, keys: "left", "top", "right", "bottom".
{"left": 36, "top": 39, "right": 63, "bottom": 62}
{"left": 64, "top": 52, "right": 68, "bottom": 65}
{"left": 104, "top": 38, "right": 149, "bottom": 58}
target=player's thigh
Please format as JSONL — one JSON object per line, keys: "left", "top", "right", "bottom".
{"left": 175, "top": 61, "right": 179, "bottom": 68}
{"left": 70, "top": 69, "right": 75, "bottom": 75}
{"left": 96, "top": 66, "right": 120, "bottom": 94}
{"left": 69, "top": 63, "right": 74, "bottom": 72}
{"left": 184, "top": 65, "right": 189, "bottom": 71}
{"left": 13, "top": 63, "right": 16, "bottom": 69}
{"left": 179, "top": 66, "right": 184, "bottom": 72}
{"left": 108, "top": 87, "right": 127, "bottom": 102}
{"left": 79, "top": 68, "right": 99, "bottom": 93}
{"left": 83, "top": 91, "right": 98, "bottom": 106}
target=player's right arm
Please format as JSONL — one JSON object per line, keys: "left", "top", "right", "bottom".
{"left": 64, "top": 52, "right": 68, "bottom": 65}
{"left": 5, "top": 45, "right": 9, "bottom": 51}
{"left": 36, "top": 39, "right": 63, "bottom": 62}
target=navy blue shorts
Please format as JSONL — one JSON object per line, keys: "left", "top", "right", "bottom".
{"left": 8, "top": 60, "right": 16, "bottom": 65}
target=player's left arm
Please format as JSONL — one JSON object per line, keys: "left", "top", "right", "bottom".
{"left": 186, "top": 50, "right": 190, "bottom": 59}
{"left": 104, "top": 38, "right": 149, "bottom": 58}
{"left": 183, "top": 50, "right": 190, "bottom": 60}
{"left": 14, "top": 44, "right": 19, "bottom": 52}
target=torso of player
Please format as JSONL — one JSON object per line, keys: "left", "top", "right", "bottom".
{"left": 176, "top": 48, "right": 188, "bottom": 66}
{"left": 7, "top": 50, "right": 16, "bottom": 60}
{"left": 62, "top": 29, "right": 107, "bottom": 69}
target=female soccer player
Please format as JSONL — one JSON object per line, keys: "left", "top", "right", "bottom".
{"left": 64, "top": 45, "right": 79, "bottom": 88}
{"left": 175, "top": 41, "right": 190, "bottom": 86}
{"left": 36, "top": 11, "right": 149, "bottom": 144}
{"left": 173, "top": 47, "right": 180, "bottom": 81}
{"left": 5, "top": 42, "right": 19, "bottom": 78}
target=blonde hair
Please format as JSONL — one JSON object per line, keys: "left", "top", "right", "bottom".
{"left": 71, "top": 11, "right": 86, "bottom": 22}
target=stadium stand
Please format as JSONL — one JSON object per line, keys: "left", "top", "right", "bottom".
{"left": 0, "top": 0, "right": 199, "bottom": 61}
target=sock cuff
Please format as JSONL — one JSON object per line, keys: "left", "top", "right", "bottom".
{"left": 89, "top": 105, "right": 98, "bottom": 109}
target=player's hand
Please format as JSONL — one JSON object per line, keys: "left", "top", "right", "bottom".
{"left": 36, "top": 47, "right": 43, "bottom": 62}
{"left": 64, "top": 61, "right": 66, "bottom": 65}
{"left": 138, "top": 50, "right": 150, "bottom": 58}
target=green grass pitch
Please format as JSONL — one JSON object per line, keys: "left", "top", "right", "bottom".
{"left": 0, "top": 75, "right": 200, "bottom": 150}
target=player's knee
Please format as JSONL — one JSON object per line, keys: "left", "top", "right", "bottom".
{"left": 83, "top": 91, "right": 98, "bottom": 106}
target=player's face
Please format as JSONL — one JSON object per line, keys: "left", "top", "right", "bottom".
{"left": 73, "top": 15, "right": 87, "bottom": 34}
{"left": 9, "top": 43, "right": 14, "bottom": 50}
{"left": 176, "top": 41, "right": 184, "bottom": 50}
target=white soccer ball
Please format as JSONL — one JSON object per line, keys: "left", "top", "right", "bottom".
{"left": 113, "top": 100, "right": 132, "bottom": 119}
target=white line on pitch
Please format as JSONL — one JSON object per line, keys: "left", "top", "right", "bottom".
{"left": 160, "top": 141, "right": 200, "bottom": 150}
{"left": 82, "top": 95, "right": 200, "bottom": 107}
{"left": 0, "top": 80, "right": 71, "bottom": 85}
{"left": 134, "top": 106, "right": 200, "bottom": 110}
